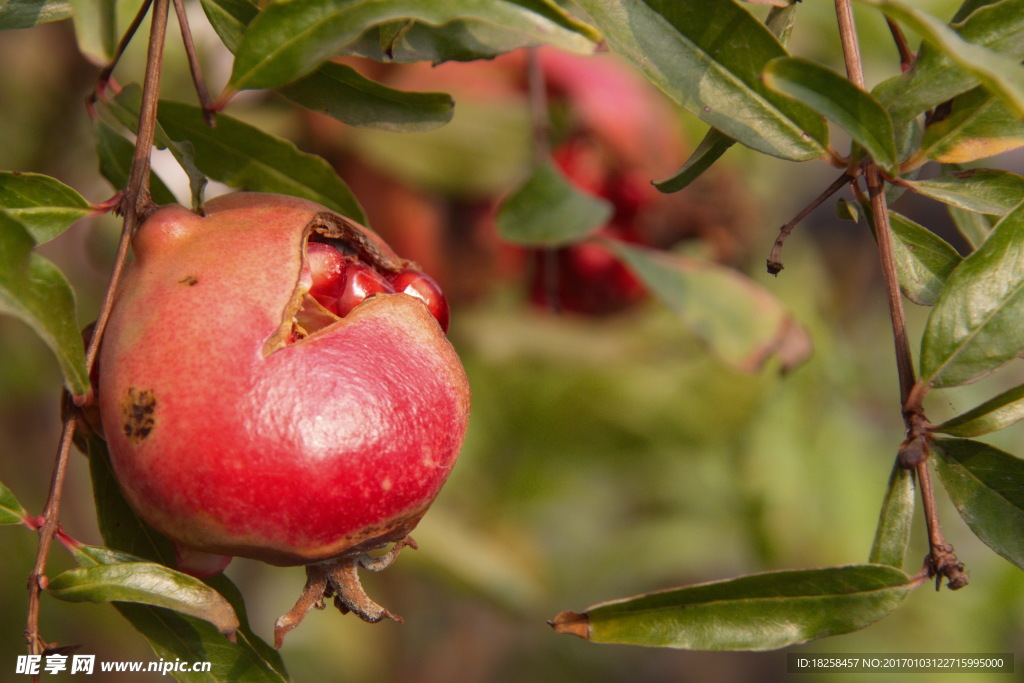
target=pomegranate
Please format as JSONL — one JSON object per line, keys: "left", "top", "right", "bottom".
{"left": 96, "top": 193, "right": 470, "bottom": 645}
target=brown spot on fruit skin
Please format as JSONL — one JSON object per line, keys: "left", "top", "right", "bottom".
{"left": 122, "top": 388, "right": 156, "bottom": 444}
{"left": 179, "top": 275, "right": 199, "bottom": 286}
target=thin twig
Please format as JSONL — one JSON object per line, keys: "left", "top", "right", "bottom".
{"left": 86, "top": 0, "right": 154, "bottom": 111}
{"left": 172, "top": 0, "right": 215, "bottom": 126}
{"left": 26, "top": 0, "right": 172, "bottom": 659}
{"left": 24, "top": 415, "right": 77, "bottom": 659}
{"left": 767, "top": 171, "right": 852, "bottom": 275}
{"left": 834, "top": 0, "right": 963, "bottom": 585}
{"left": 885, "top": 16, "right": 915, "bottom": 72}
{"left": 121, "top": 0, "right": 171, "bottom": 221}
{"left": 917, "top": 459, "right": 968, "bottom": 590}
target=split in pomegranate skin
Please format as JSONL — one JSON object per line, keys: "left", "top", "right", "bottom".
{"left": 97, "top": 193, "right": 470, "bottom": 644}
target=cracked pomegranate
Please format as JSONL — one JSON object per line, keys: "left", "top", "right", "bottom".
{"left": 97, "top": 193, "right": 470, "bottom": 643}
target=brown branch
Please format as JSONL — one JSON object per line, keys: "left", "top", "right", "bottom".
{"left": 767, "top": 171, "right": 852, "bottom": 275}
{"left": 172, "top": 0, "right": 215, "bottom": 127}
{"left": 26, "top": 0, "right": 172, "bottom": 660}
{"left": 86, "top": 0, "right": 154, "bottom": 112}
{"left": 917, "top": 458, "right": 968, "bottom": 590}
{"left": 834, "top": 0, "right": 963, "bottom": 583}
{"left": 24, "top": 414, "right": 77, "bottom": 658}
{"left": 885, "top": 16, "right": 915, "bottom": 72}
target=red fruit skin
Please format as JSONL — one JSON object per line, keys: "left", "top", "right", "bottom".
{"left": 98, "top": 193, "right": 470, "bottom": 567}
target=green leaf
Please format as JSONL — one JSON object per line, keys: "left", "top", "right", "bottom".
{"left": 920, "top": 201, "right": 1024, "bottom": 387}
{"left": 865, "top": 0, "right": 1024, "bottom": 119}
{"left": 918, "top": 86, "right": 1024, "bottom": 164}
{"left": 0, "top": 218, "right": 89, "bottom": 397}
{"left": 86, "top": 437, "right": 289, "bottom": 681}
{"left": 345, "top": 8, "right": 597, "bottom": 64}
{"left": 201, "top": 0, "right": 452, "bottom": 133}
{"left": 932, "top": 383, "right": 1024, "bottom": 436}
{"left": 0, "top": 0, "right": 71, "bottom": 29}
{"left": 763, "top": 57, "right": 898, "bottom": 172}
{"left": 549, "top": 565, "right": 914, "bottom": 650}
{"left": 94, "top": 120, "right": 177, "bottom": 205}
{"left": 888, "top": 211, "right": 962, "bottom": 306}
{"left": 933, "top": 438, "right": 1024, "bottom": 570}
{"left": 199, "top": 0, "right": 257, "bottom": 53}
{"left": 836, "top": 198, "right": 860, "bottom": 222}
{"left": 110, "top": 86, "right": 365, "bottom": 222}
{"left": 0, "top": 171, "right": 91, "bottom": 243}
{"left": 653, "top": 127, "right": 735, "bottom": 194}
{"left": 574, "top": 0, "right": 827, "bottom": 161}
{"left": 607, "top": 241, "right": 813, "bottom": 373}
{"left": 0, "top": 479, "right": 30, "bottom": 525}
{"left": 653, "top": 2, "right": 798, "bottom": 192}
{"left": 229, "top": 0, "right": 598, "bottom": 92}
{"left": 901, "top": 169, "right": 1024, "bottom": 215}
{"left": 69, "top": 0, "right": 136, "bottom": 65}
{"left": 496, "top": 160, "right": 612, "bottom": 247}
{"left": 48, "top": 562, "right": 240, "bottom": 638}
{"left": 868, "top": 465, "right": 915, "bottom": 568}
{"left": 277, "top": 61, "right": 454, "bottom": 132}
{"left": 949, "top": 204, "right": 994, "bottom": 250}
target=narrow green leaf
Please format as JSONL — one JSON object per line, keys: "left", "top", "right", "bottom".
{"left": 0, "top": 171, "right": 91, "bottom": 243}
{"left": 901, "top": 169, "right": 1024, "bottom": 215}
{"left": 69, "top": 0, "right": 131, "bottom": 65}
{"left": 836, "top": 198, "right": 860, "bottom": 222}
{"left": 199, "top": 0, "right": 257, "bottom": 53}
{"left": 0, "top": 0, "right": 71, "bottom": 29}
{"left": 202, "top": 0, "right": 452, "bottom": 133}
{"left": 763, "top": 57, "right": 898, "bottom": 172}
{"left": 874, "top": 0, "right": 1024, "bottom": 129}
{"left": 110, "top": 86, "right": 364, "bottom": 222}
{"left": 653, "top": 127, "right": 735, "bottom": 194}
{"left": 0, "top": 218, "right": 89, "bottom": 397}
{"left": 920, "top": 201, "right": 1024, "bottom": 387}
{"left": 0, "top": 479, "right": 30, "bottom": 525}
{"left": 868, "top": 465, "right": 915, "bottom": 568}
{"left": 933, "top": 438, "right": 1024, "bottom": 570}
{"left": 918, "top": 86, "right": 1024, "bottom": 164}
{"left": 933, "top": 383, "right": 1024, "bottom": 436}
{"left": 86, "top": 437, "right": 289, "bottom": 681}
{"left": 496, "top": 160, "right": 611, "bottom": 247}
{"left": 764, "top": 1, "right": 798, "bottom": 45}
{"left": 888, "top": 211, "right": 962, "bottom": 306}
{"left": 94, "top": 120, "right": 176, "bottom": 205}
{"left": 864, "top": 0, "right": 1024, "bottom": 117}
{"left": 49, "top": 562, "right": 240, "bottom": 638}
{"left": 229, "top": 0, "right": 597, "bottom": 92}
{"left": 948, "top": 204, "right": 994, "bottom": 249}
{"left": 550, "top": 565, "right": 914, "bottom": 650}
{"left": 346, "top": 8, "right": 597, "bottom": 64}
{"left": 277, "top": 61, "right": 454, "bottom": 132}
{"left": 607, "top": 241, "right": 812, "bottom": 373}
{"left": 653, "top": 2, "right": 798, "bottom": 192}
{"left": 574, "top": 0, "right": 827, "bottom": 161}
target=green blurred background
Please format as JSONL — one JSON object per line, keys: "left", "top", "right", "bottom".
{"left": 1, "top": 1, "right": 1021, "bottom": 681}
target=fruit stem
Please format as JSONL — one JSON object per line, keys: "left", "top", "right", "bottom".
{"left": 273, "top": 537, "right": 417, "bottom": 648}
